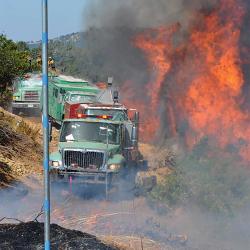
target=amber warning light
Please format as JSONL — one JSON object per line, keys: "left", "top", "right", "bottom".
{"left": 76, "top": 113, "right": 113, "bottom": 119}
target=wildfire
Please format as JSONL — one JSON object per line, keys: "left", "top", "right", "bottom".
{"left": 123, "top": 0, "right": 250, "bottom": 161}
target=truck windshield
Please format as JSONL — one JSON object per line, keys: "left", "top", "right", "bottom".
{"left": 60, "top": 121, "right": 120, "bottom": 145}
{"left": 21, "top": 79, "right": 42, "bottom": 87}
{"left": 70, "top": 94, "right": 96, "bottom": 103}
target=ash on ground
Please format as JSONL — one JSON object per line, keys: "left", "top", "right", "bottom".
{"left": 0, "top": 221, "right": 117, "bottom": 250}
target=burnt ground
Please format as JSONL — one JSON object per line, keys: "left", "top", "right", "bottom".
{"left": 0, "top": 221, "right": 118, "bottom": 250}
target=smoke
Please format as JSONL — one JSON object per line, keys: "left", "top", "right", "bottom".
{"left": 83, "top": 0, "right": 219, "bottom": 30}
{"left": 81, "top": 0, "right": 220, "bottom": 89}
{"left": 77, "top": 2, "right": 250, "bottom": 249}
{"left": 2, "top": 177, "right": 250, "bottom": 250}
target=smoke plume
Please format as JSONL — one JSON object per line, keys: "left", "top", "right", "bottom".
{"left": 83, "top": 0, "right": 219, "bottom": 31}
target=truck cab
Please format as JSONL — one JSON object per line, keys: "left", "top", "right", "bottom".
{"left": 50, "top": 114, "right": 140, "bottom": 194}
{"left": 12, "top": 74, "right": 42, "bottom": 114}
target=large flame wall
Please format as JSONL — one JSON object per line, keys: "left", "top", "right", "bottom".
{"left": 122, "top": 0, "right": 250, "bottom": 161}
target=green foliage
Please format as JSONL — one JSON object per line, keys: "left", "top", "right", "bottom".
{"left": 40, "top": 28, "right": 146, "bottom": 84}
{"left": 47, "top": 38, "right": 108, "bottom": 82}
{"left": 149, "top": 171, "right": 187, "bottom": 206}
{"left": 150, "top": 139, "right": 250, "bottom": 215}
{"left": 181, "top": 152, "right": 250, "bottom": 215}
{"left": 16, "top": 41, "right": 29, "bottom": 51}
{"left": 0, "top": 35, "right": 31, "bottom": 86}
{"left": 0, "top": 35, "right": 35, "bottom": 107}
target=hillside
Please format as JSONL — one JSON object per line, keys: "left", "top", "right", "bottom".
{"left": 27, "top": 27, "right": 146, "bottom": 84}
{"left": 0, "top": 108, "right": 42, "bottom": 186}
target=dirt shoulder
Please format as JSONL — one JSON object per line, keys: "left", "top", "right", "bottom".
{"left": 0, "top": 108, "right": 42, "bottom": 186}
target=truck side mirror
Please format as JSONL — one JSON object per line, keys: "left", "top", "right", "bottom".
{"left": 49, "top": 122, "right": 52, "bottom": 142}
{"left": 60, "top": 89, "right": 66, "bottom": 95}
{"left": 131, "top": 112, "right": 139, "bottom": 147}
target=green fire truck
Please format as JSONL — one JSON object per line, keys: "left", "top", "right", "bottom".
{"left": 49, "top": 111, "right": 141, "bottom": 197}
{"left": 46, "top": 75, "right": 100, "bottom": 127}
{"left": 12, "top": 73, "right": 42, "bottom": 114}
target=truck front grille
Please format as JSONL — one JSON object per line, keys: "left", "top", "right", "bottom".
{"left": 64, "top": 150, "right": 104, "bottom": 169}
{"left": 24, "top": 91, "right": 39, "bottom": 101}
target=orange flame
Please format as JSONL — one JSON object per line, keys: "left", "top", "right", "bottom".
{"left": 123, "top": 0, "right": 250, "bottom": 161}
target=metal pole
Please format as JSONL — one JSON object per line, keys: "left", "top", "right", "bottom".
{"left": 42, "top": 0, "right": 50, "bottom": 249}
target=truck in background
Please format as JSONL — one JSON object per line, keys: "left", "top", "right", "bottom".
{"left": 46, "top": 75, "right": 100, "bottom": 127}
{"left": 12, "top": 73, "right": 42, "bottom": 115}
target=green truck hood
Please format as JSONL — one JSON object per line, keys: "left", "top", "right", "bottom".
{"left": 50, "top": 141, "right": 125, "bottom": 166}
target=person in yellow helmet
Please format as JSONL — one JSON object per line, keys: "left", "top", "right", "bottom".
{"left": 36, "top": 54, "right": 42, "bottom": 66}
{"left": 48, "top": 56, "right": 55, "bottom": 70}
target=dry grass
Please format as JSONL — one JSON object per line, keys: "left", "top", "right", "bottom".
{"left": 101, "top": 235, "right": 170, "bottom": 250}
{"left": 0, "top": 108, "right": 42, "bottom": 182}
{"left": 139, "top": 143, "right": 176, "bottom": 170}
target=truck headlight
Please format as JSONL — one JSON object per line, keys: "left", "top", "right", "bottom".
{"left": 49, "top": 160, "right": 62, "bottom": 168}
{"left": 108, "top": 164, "right": 121, "bottom": 171}
{"left": 13, "top": 96, "right": 19, "bottom": 100}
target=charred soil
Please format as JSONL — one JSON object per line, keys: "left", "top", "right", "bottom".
{"left": 0, "top": 221, "right": 118, "bottom": 250}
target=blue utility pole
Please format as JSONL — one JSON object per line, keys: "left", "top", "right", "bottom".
{"left": 42, "top": 0, "right": 50, "bottom": 249}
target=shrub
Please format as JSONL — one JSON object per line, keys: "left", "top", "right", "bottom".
{"left": 149, "top": 138, "right": 250, "bottom": 215}
{"left": 149, "top": 170, "right": 187, "bottom": 207}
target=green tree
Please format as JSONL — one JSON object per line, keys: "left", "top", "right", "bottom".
{"left": 16, "top": 41, "right": 29, "bottom": 51}
{"left": 0, "top": 35, "right": 32, "bottom": 107}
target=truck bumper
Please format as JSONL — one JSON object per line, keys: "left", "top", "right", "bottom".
{"left": 51, "top": 170, "right": 118, "bottom": 185}
{"left": 12, "top": 102, "right": 40, "bottom": 109}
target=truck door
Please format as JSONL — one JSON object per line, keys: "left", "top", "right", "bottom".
{"left": 60, "top": 92, "right": 69, "bottom": 120}
{"left": 49, "top": 86, "right": 59, "bottom": 120}
{"left": 55, "top": 89, "right": 64, "bottom": 121}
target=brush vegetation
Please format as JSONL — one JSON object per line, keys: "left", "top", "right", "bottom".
{"left": 0, "top": 108, "right": 42, "bottom": 179}
{"left": 149, "top": 138, "right": 250, "bottom": 215}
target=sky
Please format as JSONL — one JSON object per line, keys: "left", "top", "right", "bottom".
{"left": 0, "top": 0, "right": 88, "bottom": 42}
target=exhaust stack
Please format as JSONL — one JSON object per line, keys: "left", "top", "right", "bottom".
{"left": 132, "top": 111, "right": 139, "bottom": 147}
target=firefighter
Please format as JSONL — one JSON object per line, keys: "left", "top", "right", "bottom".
{"left": 36, "top": 54, "right": 42, "bottom": 67}
{"left": 48, "top": 56, "right": 55, "bottom": 70}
